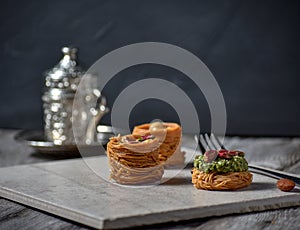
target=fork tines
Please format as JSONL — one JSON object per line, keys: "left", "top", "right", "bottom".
{"left": 197, "top": 133, "right": 226, "bottom": 154}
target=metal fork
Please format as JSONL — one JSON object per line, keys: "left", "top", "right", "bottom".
{"left": 195, "top": 133, "right": 300, "bottom": 185}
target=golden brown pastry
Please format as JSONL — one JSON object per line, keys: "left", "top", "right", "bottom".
{"left": 192, "top": 150, "right": 252, "bottom": 190}
{"left": 106, "top": 134, "right": 164, "bottom": 185}
{"left": 132, "top": 122, "right": 184, "bottom": 166}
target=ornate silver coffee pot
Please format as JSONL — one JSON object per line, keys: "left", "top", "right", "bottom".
{"left": 42, "top": 47, "right": 109, "bottom": 146}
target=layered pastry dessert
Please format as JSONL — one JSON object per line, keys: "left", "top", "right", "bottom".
{"left": 132, "top": 122, "right": 185, "bottom": 167}
{"left": 192, "top": 149, "right": 252, "bottom": 190}
{"left": 106, "top": 134, "right": 164, "bottom": 185}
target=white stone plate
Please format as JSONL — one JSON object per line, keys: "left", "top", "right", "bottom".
{"left": 0, "top": 148, "right": 299, "bottom": 229}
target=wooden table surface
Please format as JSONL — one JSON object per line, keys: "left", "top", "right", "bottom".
{"left": 1, "top": 129, "right": 300, "bottom": 230}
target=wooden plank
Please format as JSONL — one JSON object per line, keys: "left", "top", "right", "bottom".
{"left": 190, "top": 207, "right": 300, "bottom": 230}
{"left": 223, "top": 136, "right": 300, "bottom": 170}
{"left": 287, "top": 160, "right": 300, "bottom": 175}
{"left": 0, "top": 198, "right": 91, "bottom": 230}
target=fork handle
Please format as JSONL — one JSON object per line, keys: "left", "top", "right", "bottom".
{"left": 248, "top": 164, "right": 300, "bottom": 185}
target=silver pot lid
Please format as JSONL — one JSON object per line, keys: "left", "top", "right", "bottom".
{"left": 44, "top": 47, "right": 84, "bottom": 90}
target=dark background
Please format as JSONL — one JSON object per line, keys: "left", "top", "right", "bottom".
{"left": 0, "top": 0, "right": 299, "bottom": 136}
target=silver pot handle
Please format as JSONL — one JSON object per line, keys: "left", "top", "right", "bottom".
{"left": 85, "top": 92, "right": 110, "bottom": 145}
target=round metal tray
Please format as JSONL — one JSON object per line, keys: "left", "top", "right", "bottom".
{"left": 15, "top": 125, "right": 119, "bottom": 156}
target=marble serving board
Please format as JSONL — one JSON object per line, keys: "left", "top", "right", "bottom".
{"left": 0, "top": 147, "right": 299, "bottom": 229}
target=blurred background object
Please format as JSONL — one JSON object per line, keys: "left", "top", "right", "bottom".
{"left": 42, "top": 47, "right": 84, "bottom": 145}
{"left": 0, "top": 0, "right": 299, "bottom": 136}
